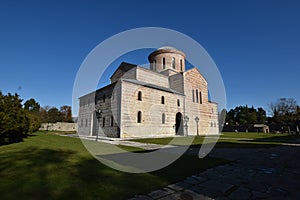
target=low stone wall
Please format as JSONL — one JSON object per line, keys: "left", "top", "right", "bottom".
{"left": 39, "top": 122, "right": 77, "bottom": 132}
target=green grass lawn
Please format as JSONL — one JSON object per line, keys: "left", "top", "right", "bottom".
{"left": 0, "top": 132, "right": 227, "bottom": 200}
{"left": 132, "top": 132, "right": 300, "bottom": 148}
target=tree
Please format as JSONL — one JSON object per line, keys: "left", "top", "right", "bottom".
{"left": 269, "top": 98, "right": 297, "bottom": 118}
{"left": 39, "top": 106, "right": 50, "bottom": 123}
{"left": 47, "top": 107, "right": 64, "bottom": 123}
{"left": 24, "top": 98, "right": 40, "bottom": 112}
{"left": 0, "top": 92, "right": 29, "bottom": 144}
{"left": 26, "top": 112, "right": 41, "bottom": 133}
{"left": 269, "top": 98, "right": 298, "bottom": 133}
{"left": 257, "top": 107, "right": 267, "bottom": 124}
{"left": 60, "top": 105, "right": 73, "bottom": 122}
{"left": 24, "top": 98, "right": 41, "bottom": 133}
{"left": 226, "top": 105, "right": 267, "bottom": 131}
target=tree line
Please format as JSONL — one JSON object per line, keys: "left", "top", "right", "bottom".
{"left": 0, "top": 92, "right": 73, "bottom": 144}
{"left": 225, "top": 98, "right": 300, "bottom": 133}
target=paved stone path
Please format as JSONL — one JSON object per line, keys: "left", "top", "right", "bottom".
{"left": 129, "top": 145, "right": 300, "bottom": 200}
{"left": 69, "top": 135, "right": 175, "bottom": 150}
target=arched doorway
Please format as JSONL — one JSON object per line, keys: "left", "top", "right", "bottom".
{"left": 175, "top": 112, "right": 184, "bottom": 135}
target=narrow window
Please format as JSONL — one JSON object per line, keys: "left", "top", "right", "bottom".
{"left": 154, "top": 60, "right": 156, "bottom": 71}
{"left": 111, "top": 116, "right": 114, "bottom": 127}
{"left": 81, "top": 119, "right": 83, "bottom": 127}
{"left": 102, "top": 117, "right": 105, "bottom": 127}
{"left": 199, "top": 92, "right": 202, "bottom": 104}
{"left": 162, "top": 113, "right": 165, "bottom": 124}
{"left": 177, "top": 99, "right": 180, "bottom": 107}
{"left": 180, "top": 59, "right": 183, "bottom": 71}
{"left": 214, "top": 122, "right": 216, "bottom": 127}
{"left": 192, "top": 89, "right": 195, "bottom": 102}
{"left": 161, "top": 96, "right": 165, "bottom": 104}
{"left": 172, "top": 57, "right": 175, "bottom": 69}
{"left": 137, "top": 111, "right": 142, "bottom": 123}
{"left": 211, "top": 122, "right": 213, "bottom": 127}
{"left": 196, "top": 89, "right": 199, "bottom": 103}
{"left": 163, "top": 57, "right": 166, "bottom": 69}
{"left": 85, "top": 119, "right": 88, "bottom": 127}
{"left": 138, "top": 91, "right": 142, "bottom": 101}
{"left": 103, "top": 94, "right": 105, "bottom": 103}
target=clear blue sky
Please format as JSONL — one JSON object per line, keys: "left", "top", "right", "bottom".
{"left": 0, "top": 0, "right": 299, "bottom": 116}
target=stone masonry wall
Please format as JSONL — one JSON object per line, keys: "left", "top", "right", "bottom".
{"left": 136, "top": 67, "right": 169, "bottom": 88}
{"left": 183, "top": 68, "right": 219, "bottom": 135}
{"left": 39, "top": 122, "right": 77, "bottom": 132}
{"left": 120, "top": 81, "right": 185, "bottom": 138}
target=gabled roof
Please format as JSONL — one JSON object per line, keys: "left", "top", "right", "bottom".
{"left": 184, "top": 67, "right": 208, "bottom": 84}
{"left": 78, "top": 82, "right": 117, "bottom": 99}
{"left": 110, "top": 62, "right": 137, "bottom": 79}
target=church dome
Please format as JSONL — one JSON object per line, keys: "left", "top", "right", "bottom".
{"left": 148, "top": 47, "right": 186, "bottom": 73}
{"left": 157, "top": 46, "right": 178, "bottom": 50}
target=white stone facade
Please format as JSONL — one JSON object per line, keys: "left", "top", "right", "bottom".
{"left": 78, "top": 47, "right": 219, "bottom": 138}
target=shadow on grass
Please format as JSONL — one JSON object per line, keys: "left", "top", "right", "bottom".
{"left": 251, "top": 134, "right": 300, "bottom": 143}
{"left": 188, "top": 134, "right": 300, "bottom": 149}
{"left": 0, "top": 133, "right": 37, "bottom": 146}
{"left": 189, "top": 141, "right": 280, "bottom": 149}
{"left": 0, "top": 147, "right": 227, "bottom": 200}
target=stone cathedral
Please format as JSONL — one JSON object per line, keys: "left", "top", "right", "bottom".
{"left": 78, "top": 47, "right": 219, "bottom": 138}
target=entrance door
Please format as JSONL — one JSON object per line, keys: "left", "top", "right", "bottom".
{"left": 175, "top": 112, "right": 183, "bottom": 135}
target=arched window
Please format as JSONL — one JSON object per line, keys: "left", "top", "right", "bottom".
{"left": 138, "top": 91, "right": 142, "bottom": 101}
{"left": 137, "top": 111, "right": 142, "bottom": 123}
{"left": 196, "top": 89, "right": 199, "bottom": 103}
{"left": 163, "top": 57, "right": 166, "bottom": 69}
{"left": 111, "top": 116, "right": 114, "bottom": 127}
{"left": 102, "top": 117, "right": 105, "bottom": 127}
{"left": 180, "top": 59, "right": 183, "bottom": 71}
{"left": 177, "top": 99, "right": 180, "bottom": 107}
{"left": 172, "top": 57, "right": 175, "bottom": 69}
{"left": 199, "top": 92, "right": 202, "bottom": 104}
{"left": 162, "top": 113, "right": 165, "bottom": 124}
{"left": 192, "top": 89, "right": 195, "bottom": 102}
{"left": 161, "top": 96, "right": 165, "bottom": 104}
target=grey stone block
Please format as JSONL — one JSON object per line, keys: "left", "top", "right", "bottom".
{"left": 148, "top": 189, "right": 169, "bottom": 199}
{"left": 167, "top": 181, "right": 191, "bottom": 191}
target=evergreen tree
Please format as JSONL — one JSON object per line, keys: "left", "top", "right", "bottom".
{"left": 0, "top": 92, "right": 29, "bottom": 144}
